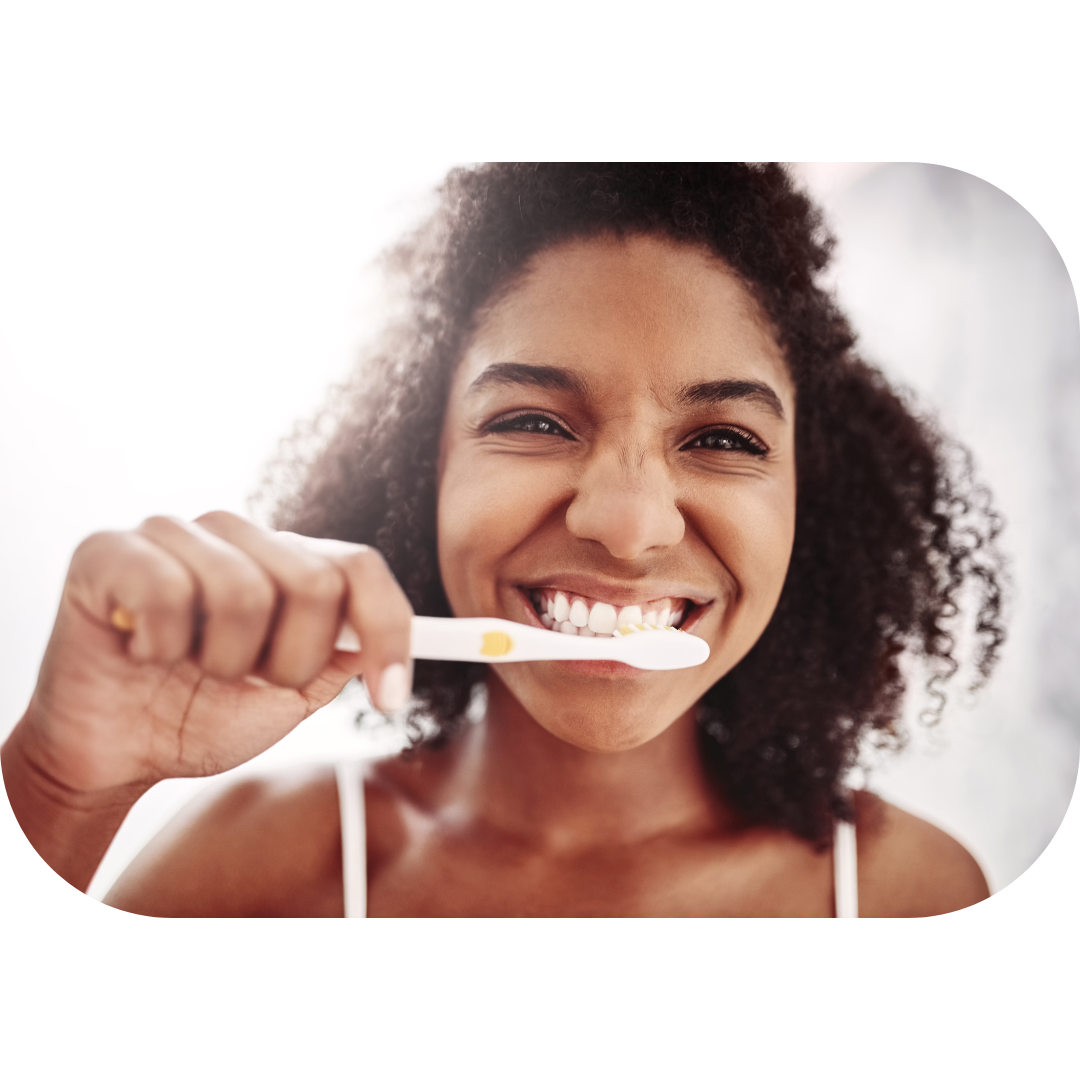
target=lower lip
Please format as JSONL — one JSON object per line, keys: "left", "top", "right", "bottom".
{"left": 540, "top": 658, "right": 652, "bottom": 679}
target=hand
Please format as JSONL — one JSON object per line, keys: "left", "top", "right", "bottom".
{"left": 14, "top": 511, "right": 414, "bottom": 798}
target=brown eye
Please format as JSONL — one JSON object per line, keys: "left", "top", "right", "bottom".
{"left": 487, "top": 413, "right": 575, "bottom": 439}
{"left": 680, "top": 427, "right": 768, "bottom": 456}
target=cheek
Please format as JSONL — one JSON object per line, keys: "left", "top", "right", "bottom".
{"left": 436, "top": 451, "right": 564, "bottom": 610}
{"left": 696, "top": 477, "right": 796, "bottom": 613}
{"left": 740, "top": 487, "right": 796, "bottom": 585}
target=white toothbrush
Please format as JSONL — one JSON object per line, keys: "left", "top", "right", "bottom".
{"left": 334, "top": 616, "right": 709, "bottom": 671}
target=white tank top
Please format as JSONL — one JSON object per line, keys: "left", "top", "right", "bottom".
{"left": 335, "top": 761, "right": 859, "bottom": 918}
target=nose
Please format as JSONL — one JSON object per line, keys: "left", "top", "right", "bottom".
{"left": 564, "top": 446, "right": 685, "bottom": 560}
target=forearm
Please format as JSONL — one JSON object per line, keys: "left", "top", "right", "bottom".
{"left": 1, "top": 715, "right": 152, "bottom": 892}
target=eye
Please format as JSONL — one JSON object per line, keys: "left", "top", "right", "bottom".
{"left": 485, "top": 412, "right": 576, "bottom": 440}
{"left": 680, "top": 426, "right": 768, "bottom": 456}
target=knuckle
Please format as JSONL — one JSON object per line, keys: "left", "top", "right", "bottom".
{"left": 70, "top": 530, "right": 116, "bottom": 566}
{"left": 291, "top": 561, "right": 344, "bottom": 606}
{"left": 138, "top": 514, "right": 180, "bottom": 534}
{"left": 345, "top": 547, "right": 400, "bottom": 591}
{"left": 345, "top": 545, "right": 384, "bottom": 573}
{"left": 146, "top": 570, "right": 195, "bottom": 615}
{"left": 194, "top": 509, "right": 239, "bottom": 533}
{"left": 68, "top": 539, "right": 112, "bottom": 595}
{"left": 218, "top": 575, "right": 276, "bottom": 621}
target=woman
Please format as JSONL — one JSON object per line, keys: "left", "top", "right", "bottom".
{"left": 1, "top": 163, "right": 1006, "bottom": 916}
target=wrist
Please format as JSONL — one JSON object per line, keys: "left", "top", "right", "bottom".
{"left": 2, "top": 713, "right": 153, "bottom": 892}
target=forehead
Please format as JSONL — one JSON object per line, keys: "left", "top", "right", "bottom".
{"left": 456, "top": 233, "right": 792, "bottom": 403}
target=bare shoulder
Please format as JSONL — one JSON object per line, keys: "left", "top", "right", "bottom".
{"left": 104, "top": 765, "right": 345, "bottom": 917}
{"left": 854, "top": 791, "right": 990, "bottom": 917}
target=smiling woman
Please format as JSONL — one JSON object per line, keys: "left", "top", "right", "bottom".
{"left": 1, "top": 163, "right": 1006, "bottom": 917}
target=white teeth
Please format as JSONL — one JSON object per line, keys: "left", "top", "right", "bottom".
{"left": 588, "top": 602, "right": 617, "bottom": 634}
{"left": 569, "top": 598, "right": 589, "bottom": 627}
{"left": 534, "top": 589, "right": 690, "bottom": 636}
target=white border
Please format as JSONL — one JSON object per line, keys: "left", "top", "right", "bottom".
{"left": 2, "top": 3, "right": 1077, "bottom": 1074}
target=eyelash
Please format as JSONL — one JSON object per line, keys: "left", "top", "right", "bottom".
{"left": 679, "top": 426, "right": 769, "bottom": 456}
{"left": 485, "top": 413, "right": 769, "bottom": 457}
{"left": 484, "top": 412, "right": 576, "bottom": 439}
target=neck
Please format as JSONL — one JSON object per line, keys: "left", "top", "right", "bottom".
{"left": 436, "top": 675, "right": 733, "bottom": 852}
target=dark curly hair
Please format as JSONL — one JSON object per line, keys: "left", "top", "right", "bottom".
{"left": 268, "top": 163, "right": 1008, "bottom": 846}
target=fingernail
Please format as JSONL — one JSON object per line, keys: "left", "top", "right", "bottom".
{"left": 376, "top": 663, "right": 410, "bottom": 712}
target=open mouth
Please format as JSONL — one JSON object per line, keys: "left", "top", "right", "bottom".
{"left": 527, "top": 587, "right": 693, "bottom": 638}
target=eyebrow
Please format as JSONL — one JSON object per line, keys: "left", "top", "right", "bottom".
{"left": 466, "top": 362, "right": 589, "bottom": 397}
{"left": 677, "top": 379, "right": 786, "bottom": 419}
{"left": 467, "top": 363, "right": 786, "bottom": 420}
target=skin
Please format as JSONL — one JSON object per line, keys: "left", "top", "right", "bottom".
{"left": 2, "top": 234, "right": 990, "bottom": 917}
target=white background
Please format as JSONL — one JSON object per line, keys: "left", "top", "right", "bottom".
{"left": 2, "top": 3, "right": 1078, "bottom": 1078}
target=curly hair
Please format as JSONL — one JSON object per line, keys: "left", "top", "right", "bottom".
{"left": 268, "top": 163, "right": 1008, "bottom": 845}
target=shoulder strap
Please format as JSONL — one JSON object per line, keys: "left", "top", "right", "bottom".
{"left": 337, "top": 763, "right": 856, "bottom": 919}
{"left": 833, "top": 819, "right": 859, "bottom": 918}
{"left": 335, "top": 761, "right": 367, "bottom": 918}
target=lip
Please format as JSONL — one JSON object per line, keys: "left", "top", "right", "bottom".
{"left": 514, "top": 574, "right": 715, "bottom": 611}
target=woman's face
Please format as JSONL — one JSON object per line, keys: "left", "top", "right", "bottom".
{"left": 437, "top": 234, "right": 797, "bottom": 752}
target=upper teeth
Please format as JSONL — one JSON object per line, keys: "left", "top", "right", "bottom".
{"left": 533, "top": 589, "right": 687, "bottom": 637}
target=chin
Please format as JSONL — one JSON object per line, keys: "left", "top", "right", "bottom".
{"left": 545, "top": 711, "right": 671, "bottom": 754}
{"left": 503, "top": 675, "right": 691, "bottom": 753}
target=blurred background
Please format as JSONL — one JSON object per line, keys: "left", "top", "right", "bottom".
{"left": 796, "top": 163, "right": 1080, "bottom": 893}
{"left": 1, "top": 159, "right": 1077, "bottom": 899}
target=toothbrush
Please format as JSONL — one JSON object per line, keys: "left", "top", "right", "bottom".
{"left": 334, "top": 616, "right": 709, "bottom": 671}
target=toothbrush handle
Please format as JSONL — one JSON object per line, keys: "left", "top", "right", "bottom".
{"left": 408, "top": 616, "right": 563, "bottom": 662}
{"left": 409, "top": 615, "right": 485, "bottom": 660}
{"left": 409, "top": 616, "right": 639, "bottom": 663}
{"left": 335, "top": 616, "right": 543, "bottom": 659}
